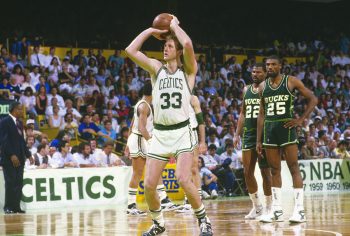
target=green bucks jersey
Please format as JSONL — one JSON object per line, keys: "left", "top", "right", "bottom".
{"left": 243, "top": 84, "right": 260, "bottom": 131}
{"left": 262, "top": 75, "right": 295, "bottom": 121}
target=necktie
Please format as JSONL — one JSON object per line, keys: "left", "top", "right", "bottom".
{"left": 16, "top": 120, "right": 23, "bottom": 136}
{"left": 37, "top": 54, "right": 41, "bottom": 65}
{"left": 107, "top": 154, "right": 110, "bottom": 165}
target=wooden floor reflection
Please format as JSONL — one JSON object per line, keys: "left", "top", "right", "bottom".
{"left": 1, "top": 193, "right": 349, "bottom": 236}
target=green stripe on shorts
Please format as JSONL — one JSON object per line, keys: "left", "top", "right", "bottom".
{"left": 147, "top": 153, "right": 169, "bottom": 162}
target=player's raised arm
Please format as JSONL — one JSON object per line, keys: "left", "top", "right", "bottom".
{"left": 256, "top": 82, "right": 266, "bottom": 155}
{"left": 234, "top": 86, "right": 248, "bottom": 148}
{"left": 125, "top": 28, "right": 166, "bottom": 77}
{"left": 169, "top": 15, "right": 197, "bottom": 80}
{"left": 284, "top": 76, "right": 318, "bottom": 128}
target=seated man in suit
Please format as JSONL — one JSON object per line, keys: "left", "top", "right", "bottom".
{"left": 25, "top": 143, "right": 50, "bottom": 169}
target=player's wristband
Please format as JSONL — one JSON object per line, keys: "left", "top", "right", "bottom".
{"left": 195, "top": 112, "right": 204, "bottom": 125}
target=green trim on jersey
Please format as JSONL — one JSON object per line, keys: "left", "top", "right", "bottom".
{"left": 262, "top": 74, "right": 295, "bottom": 121}
{"left": 154, "top": 119, "right": 190, "bottom": 130}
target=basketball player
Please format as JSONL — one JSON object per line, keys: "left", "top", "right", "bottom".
{"left": 126, "top": 83, "right": 179, "bottom": 216}
{"left": 125, "top": 15, "right": 213, "bottom": 235}
{"left": 256, "top": 55, "right": 317, "bottom": 223}
{"left": 176, "top": 94, "right": 207, "bottom": 213}
{"left": 233, "top": 63, "right": 272, "bottom": 220}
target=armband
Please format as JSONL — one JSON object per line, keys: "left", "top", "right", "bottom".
{"left": 195, "top": 112, "right": 204, "bottom": 125}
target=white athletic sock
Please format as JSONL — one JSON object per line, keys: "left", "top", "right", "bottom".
{"left": 128, "top": 187, "right": 137, "bottom": 205}
{"left": 157, "top": 185, "right": 167, "bottom": 201}
{"left": 265, "top": 195, "right": 272, "bottom": 209}
{"left": 150, "top": 207, "right": 165, "bottom": 227}
{"left": 294, "top": 188, "right": 304, "bottom": 209}
{"left": 271, "top": 187, "right": 282, "bottom": 210}
{"left": 194, "top": 203, "right": 207, "bottom": 220}
{"left": 249, "top": 191, "right": 262, "bottom": 208}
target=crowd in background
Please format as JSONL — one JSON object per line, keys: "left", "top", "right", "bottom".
{"left": 0, "top": 33, "right": 350, "bottom": 196}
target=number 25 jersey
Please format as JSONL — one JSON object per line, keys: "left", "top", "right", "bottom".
{"left": 262, "top": 74, "right": 295, "bottom": 121}
{"left": 152, "top": 66, "right": 192, "bottom": 125}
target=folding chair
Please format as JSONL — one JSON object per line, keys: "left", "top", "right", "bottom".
{"left": 233, "top": 178, "right": 245, "bottom": 196}
{"left": 232, "top": 169, "right": 246, "bottom": 196}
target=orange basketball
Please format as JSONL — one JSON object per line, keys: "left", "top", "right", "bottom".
{"left": 152, "top": 13, "right": 173, "bottom": 30}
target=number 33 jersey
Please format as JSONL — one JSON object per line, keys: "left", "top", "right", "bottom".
{"left": 152, "top": 66, "right": 192, "bottom": 125}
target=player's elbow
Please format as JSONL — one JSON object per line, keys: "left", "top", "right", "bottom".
{"left": 125, "top": 46, "right": 134, "bottom": 57}
{"left": 125, "top": 47, "right": 131, "bottom": 56}
{"left": 183, "top": 39, "right": 193, "bottom": 50}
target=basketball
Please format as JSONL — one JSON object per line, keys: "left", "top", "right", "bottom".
{"left": 152, "top": 13, "right": 173, "bottom": 30}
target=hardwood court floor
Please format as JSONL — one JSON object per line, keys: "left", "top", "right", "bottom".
{"left": 1, "top": 193, "right": 349, "bottom": 236}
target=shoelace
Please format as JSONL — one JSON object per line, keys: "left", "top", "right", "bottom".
{"left": 200, "top": 222, "right": 209, "bottom": 232}
{"left": 149, "top": 221, "right": 163, "bottom": 235}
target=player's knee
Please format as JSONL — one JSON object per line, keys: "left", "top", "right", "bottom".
{"left": 176, "top": 172, "right": 191, "bottom": 187}
{"left": 244, "top": 169, "right": 254, "bottom": 181}
{"left": 261, "top": 171, "right": 272, "bottom": 183}
{"left": 134, "top": 169, "right": 144, "bottom": 179}
{"left": 144, "top": 179, "right": 157, "bottom": 192}
{"left": 270, "top": 167, "right": 281, "bottom": 176}
{"left": 288, "top": 162, "right": 300, "bottom": 175}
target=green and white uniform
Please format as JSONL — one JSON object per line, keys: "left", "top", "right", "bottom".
{"left": 242, "top": 84, "right": 269, "bottom": 168}
{"left": 242, "top": 84, "right": 260, "bottom": 151}
{"left": 127, "top": 99, "right": 153, "bottom": 158}
{"left": 262, "top": 74, "right": 297, "bottom": 147}
{"left": 148, "top": 66, "right": 194, "bottom": 161}
{"left": 189, "top": 104, "right": 199, "bottom": 148}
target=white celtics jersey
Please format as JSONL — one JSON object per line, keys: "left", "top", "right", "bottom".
{"left": 132, "top": 100, "right": 153, "bottom": 135}
{"left": 152, "top": 66, "right": 192, "bottom": 125}
{"left": 189, "top": 104, "right": 198, "bottom": 129}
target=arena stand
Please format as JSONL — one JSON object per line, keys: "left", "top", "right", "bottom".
{"left": 0, "top": 35, "right": 349, "bottom": 207}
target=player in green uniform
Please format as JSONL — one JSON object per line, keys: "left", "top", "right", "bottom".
{"left": 256, "top": 55, "right": 317, "bottom": 223}
{"left": 234, "top": 63, "right": 272, "bottom": 220}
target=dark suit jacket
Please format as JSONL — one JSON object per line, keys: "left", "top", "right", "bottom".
{"left": 34, "top": 153, "right": 48, "bottom": 166}
{"left": 0, "top": 115, "right": 31, "bottom": 166}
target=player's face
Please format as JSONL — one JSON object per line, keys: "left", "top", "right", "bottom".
{"left": 163, "top": 39, "right": 178, "bottom": 61}
{"left": 252, "top": 67, "right": 266, "bottom": 84}
{"left": 266, "top": 59, "right": 281, "bottom": 78}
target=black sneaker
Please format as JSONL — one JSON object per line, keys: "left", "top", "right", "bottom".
{"left": 198, "top": 217, "right": 213, "bottom": 236}
{"left": 161, "top": 197, "right": 181, "bottom": 211}
{"left": 142, "top": 220, "right": 166, "bottom": 236}
{"left": 126, "top": 203, "right": 147, "bottom": 216}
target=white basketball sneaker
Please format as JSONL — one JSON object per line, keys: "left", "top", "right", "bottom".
{"left": 245, "top": 205, "right": 263, "bottom": 220}
{"left": 289, "top": 208, "right": 306, "bottom": 223}
{"left": 260, "top": 209, "right": 284, "bottom": 223}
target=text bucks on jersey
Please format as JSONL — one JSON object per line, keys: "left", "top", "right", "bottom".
{"left": 243, "top": 85, "right": 260, "bottom": 129}
{"left": 152, "top": 66, "right": 192, "bottom": 125}
{"left": 262, "top": 75, "right": 295, "bottom": 121}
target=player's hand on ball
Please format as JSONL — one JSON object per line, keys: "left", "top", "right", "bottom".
{"left": 169, "top": 14, "right": 179, "bottom": 26}
{"left": 150, "top": 28, "right": 169, "bottom": 40}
